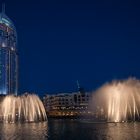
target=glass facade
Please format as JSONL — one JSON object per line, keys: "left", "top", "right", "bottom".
{"left": 0, "top": 12, "right": 18, "bottom": 95}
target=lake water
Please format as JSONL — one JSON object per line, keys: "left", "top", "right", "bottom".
{"left": 0, "top": 119, "right": 140, "bottom": 140}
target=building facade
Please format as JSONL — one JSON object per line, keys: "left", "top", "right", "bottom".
{"left": 0, "top": 7, "right": 18, "bottom": 95}
{"left": 43, "top": 91, "right": 92, "bottom": 117}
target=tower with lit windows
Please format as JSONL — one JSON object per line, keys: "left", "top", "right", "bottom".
{"left": 0, "top": 4, "right": 18, "bottom": 95}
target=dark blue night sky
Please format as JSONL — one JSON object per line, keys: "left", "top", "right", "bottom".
{"left": 3, "top": 0, "right": 140, "bottom": 96}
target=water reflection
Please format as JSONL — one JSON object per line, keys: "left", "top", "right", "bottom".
{"left": 48, "top": 119, "right": 140, "bottom": 140}
{"left": 106, "top": 123, "right": 140, "bottom": 140}
{"left": 0, "top": 120, "right": 140, "bottom": 140}
{"left": 0, "top": 122, "right": 48, "bottom": 140}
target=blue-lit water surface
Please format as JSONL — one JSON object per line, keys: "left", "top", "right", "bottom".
{"left": 0, "top": 119, "right": 140, "bottom": 140}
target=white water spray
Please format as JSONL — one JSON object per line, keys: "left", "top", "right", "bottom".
{"left": 91, "top": 78, "right": 140, "bottom": 122}
{"left": 0, "top": 94, "right": 47, "bottom": 123}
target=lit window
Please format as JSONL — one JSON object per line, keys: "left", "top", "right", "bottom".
{"left": 2, "top": 42, "right": 6, "bottom": 47}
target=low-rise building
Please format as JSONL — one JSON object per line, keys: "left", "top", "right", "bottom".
{"left": 43, "top": 87, "right": 93, "bottom": 117}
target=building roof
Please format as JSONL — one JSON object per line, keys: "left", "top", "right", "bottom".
{"left": 0, "top": 12, "right": 16, "bottom": 30}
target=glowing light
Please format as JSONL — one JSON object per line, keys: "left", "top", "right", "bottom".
{"left": 11, "top": 47, "right": 14, "bottom": 51}
{"left": 91, "top": 78, "right": 140, "bottom": 122}
{"left": 0, "top": 94, "right": 47, "bottom": 123}
{"left": 2, "top": 42, "right": 6, "bottom": 47}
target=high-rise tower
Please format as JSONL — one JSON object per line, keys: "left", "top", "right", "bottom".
{"left": 0, "top": 4, "right": 18, "bottom": 95}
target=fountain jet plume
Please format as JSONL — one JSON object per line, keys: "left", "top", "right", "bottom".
{"left": 90, "top": 78, "right": 140, "bottom": 122}
{"left": 0, "top": 94, "right": 47, "bottom": 123}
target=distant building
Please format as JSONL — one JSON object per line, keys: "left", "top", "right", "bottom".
{"left": 0, "top": 5, "right": 18, "bottom": 95}
{"left": 43, "top": 84, "right": 92, "bottom": 117}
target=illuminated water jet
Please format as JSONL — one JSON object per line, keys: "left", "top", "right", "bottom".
{"left": 91, "top": 78, "right": 140, "bottom": 122}
{"left": 0, "top": 94, "right": 47, "bottom": 123}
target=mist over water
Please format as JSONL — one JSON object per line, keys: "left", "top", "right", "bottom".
{"left": 0, "top": 94, "right": 47, "bottom": 123}
{"left": 90, "top": 78, "right": 140, "bottom": 122}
